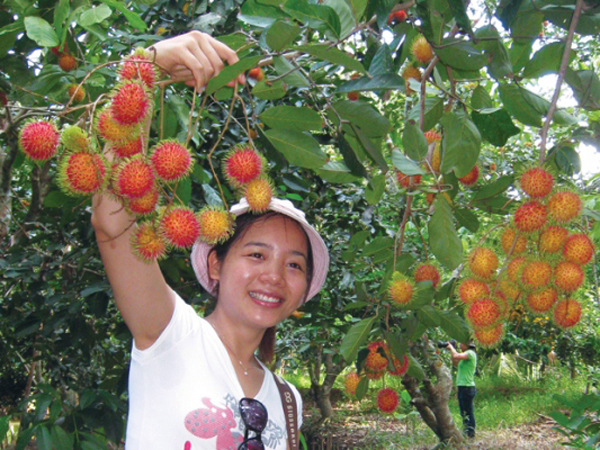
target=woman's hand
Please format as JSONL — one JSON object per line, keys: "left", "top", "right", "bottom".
{"left": 149, "top": 31, "right": 246, "bottom": 91}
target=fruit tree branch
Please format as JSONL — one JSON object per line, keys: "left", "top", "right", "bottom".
{"left": 539, "top": 0, "right": 584, "bottom": 165}
{"left": 393, "top": 195, "right": 413, "bottom": 272}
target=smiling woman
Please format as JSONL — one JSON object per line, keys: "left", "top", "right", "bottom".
{"left": 91, "top": 32, "right": 330, "bottom": 450}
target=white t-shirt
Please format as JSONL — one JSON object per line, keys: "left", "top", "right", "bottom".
{"left": 125, "top": 293, "right": 303, "bottom": 450}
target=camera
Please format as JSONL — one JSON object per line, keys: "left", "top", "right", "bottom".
{"left": 437, "top": 339, "right": 456, "bottom": 349}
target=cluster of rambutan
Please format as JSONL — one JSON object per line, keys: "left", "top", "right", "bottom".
{"left": 458, "top": 167, "right": 594, "bottom": 348}
{"left": 344, "top": 340, "right": 409, "bottom": 414}
{"left": 388, "top": 262, "right": 441, "bottom": 308}
{"left": 401, "top": 35, "right": 434, "bottom": 94}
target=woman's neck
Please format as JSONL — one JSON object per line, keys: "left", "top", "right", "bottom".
{"left": 205, "top": 312, "right": 264, "bottom": 366}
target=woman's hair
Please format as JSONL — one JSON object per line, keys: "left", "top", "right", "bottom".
{"left": 209, "top": 211, "right": 314, "bottom": 363}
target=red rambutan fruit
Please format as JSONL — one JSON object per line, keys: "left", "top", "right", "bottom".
{"left": 547, "top": 190, "right": 582, "bottom": 223}
{"left": 554, "top": 261, "right": 584, "bottom": 293}
{"left": 526, "top": 287, "right": 558, "bottom": 314}
{"left": 57, "top": 151, "right": 108, "bottom": 196}
{"left": 389, "top": 271, "right": 414, "bottom": 307}
{"left": 520, "top": 259, "right": 553, "bottom": 291}
{"left": 468, "top": 247, "right": 499, "bottom": 280}
{"left": 458, "top": 165, "right": 479, "bottom": 186}
{"left": 563, "top": 234, "right": 594, "bottom": 265}
{"left": 467, "top": 297, "right": 501, "bottom": 329}
{"left": 377, "top": 388, "right": 399, "bottom": 414}
{"left": 345, "top": 372, "right": 361, "bottom": 396}
{"left": 127, "top": 186, "right": 159, "bottom": 216}
{"left": 387, "top": 9, "right": 407, "bottom": 25}
{"left": 424, "top": 130, "right": 441, "bottom": 144}
{"left": 414, "top": 263, "right": 440, "bottom": 288}
{"left": 500, "top": 227, "right": 527, "bottom": 255}
{"left": 58, "top": 54, "right": 76, "bottom": 72}
{"left": 539, "top": 225, "right": 569, "bottom": 254}
{"left": 119, "top": 48, "right": 159, "bottom": 89}
{"left": 150, "top": 139, "right": 193, "bottom": 183}
{"left": 223, "top": 145, "right": 265, "bottom": 188}
{"left": 61, "top": 126, "right": 90, "bottom": 152}
{"left": 67, "top": 84, "right": 86, "bottom": 102}
{"left": 388, "top": 354, "right": 410, "bottom": 377}
{"left": 110, "top": 80, "right": 150, "bottom": 127}
{"left": 458, "top": 278, "right": 490, "bottom": 305}
{"left": 514, "top": 201, "right": 547, "bottom": 232}
{"left": 130, "top": 221, "right": 167, "bottom": 262}
{"left": 244, "top": 176, "right": 274, "bottom": 213}
{"left": 160, "top": 206, "right": 201, "bottom": 249}
{"left": 365, "top": 368, "right": 384, "bottom": 380}
{"left": 18, "top": 119, "right": 60, "bottom": 162}
{"left": 197, "top": 205, "right": 235, "bottom": 245}
{"left": 365, "top": 341, "right": 388, "bottom": 372}
{"left": 474, "top": 323, "right": 504, "bottom": 349}
{"left": 95, "top": 107, "right": 137, "bottom": 142}
{"left": 497, "top": 277, "right": 521, "bottom": 306}
{"left": 396, "top": 170, "right": 421, "bottom": 188}
{"left": 111, "top": 135, "right": 143, "bottom": 159}
{"left": 113, "top": 156, "right": 155, "bottom": 200}
{"left": 507, "top": 256, "right": 526, "bottom": 282}
{"left": 519, "top": 167, "right": 554, "bottom": 198}
{"left": 553, "top": 298, "right": 581, "bottom": 329}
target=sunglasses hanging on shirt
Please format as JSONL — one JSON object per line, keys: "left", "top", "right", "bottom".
{"left": 238, "top": 397, "right": 268, "bottom": 450}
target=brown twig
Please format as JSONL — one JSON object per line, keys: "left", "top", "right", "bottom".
{"left": 419, "top": 56, "right": 439, "bottom": 130}
{"left": 393, "top": 195, "right": 413, "bottom": 272}
{"left": 539, "top": 0, "right": 584, "bottom": 164}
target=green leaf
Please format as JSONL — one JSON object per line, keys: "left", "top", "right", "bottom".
{"left": 391, "top": 149, "right": 424, "bottom": 175}
{"left": 239, "top": 0, "right": 287, "bottom": 27}
{"left": 36, "top": 426, "right": 53, "bottom": 450}
{"left": 295, "top": 44, "right": 366, "bottom": 74}
{"left": 273, "top": 55, "right": 309, "bottom": 88}
{"left": 260, "top": 106, "right": 322, "bottom": 131}
{"left": 509, "top": 41, "right": 532, "bottom": 73}
{"left": 474, "top": 25, "right": 512, "bottom": 80}
{"left": 519, "top": 87, "right": 578, "bottom": 126}
{"left": 406, "top": 354, "right": 425, "bottom": 381}
{"left": 337, "top": 134, "right": 368, "bottom": 177}
{"left": 362, "top": 236, "right": 394, "bottom": 256}
{"left": 79, "top": 4, "right": 112, "bottom": 27}
{"left": 53, "top": 0, "right": 70, "bottom": 36}
{"left": 454, "top": 207, "right": 479, "bottom": 233}
{"left": 369, "top": 44, "right": 394, "bottom": 75}
{"left": 440, "top": 112, "right": 481, "bottom": 178}
{"left": 284, "top": 0, "right": 341, "bottom": 38}
{"left": 565, "top": 69, "right": 600, "bottom": 111}
{"left": 438, "top": 311, "right": 470, "bottom": 344}
{"left": 175, "top": 178, "right": 192, "bottom": 206}
{"left": 498, "top": 83, "right": 542, "bottom": 127}
{"left": 252, "top": 79, "right": 287, "bottom": 99}
{"left": 428, "top": 195, "right": 463, "bottom": 270}
{"left": 408, "top": 97, "right": 444, "bottom": 131}
{"left": 336, "top": 73, "right": 404, "bottom": 93}
{"left": 315, "top": 161, "right": 361, "bottom": 183}
{"left": 416, "top": 305, "right": 442, "bottom": 328}
{"left": 402, "top": 123, "right": 428, "bottom": 160}
{"left": 98, "top": 0, "right": 147, "bottom": 31}
{"left": 548, "top": 144, "right": 581, "bottom": 176}
{"left": 349, "top": 0, "right": 368, "bottom": 21}
{"left": 435, "top": 40, "right": 486, "bottom": 71}
{"left": 511, "top": 9, "right": 544, "bottom": 42}
{"left": 24, "top": 17, "right": 59, "bottom": 47}
{"left": 471, "top": 85, "right": 493, "bottom": 110}
{"left": 264, "top": 129, "right": 327, "bottom": 169}
{"left": 331, "top": 100, "right": 390, "bottom": 138}
{"left": 522, "top": 42, "right": 572, "bottom": 79}
{"left": 471, "top": 108, "right": 520, "bottom": 147}
{"left": 447, "top": 0, "right": 474, "bottom": 38}
{"left": 323, "top": 0, "right": 356, "bottom": 38}
{"left": 206, "top": 55, "right": 262, "bottom": 95}
{"left": 545, "top": 6, "right": 600, "bottom": 36}
{"left": 51, "top": 425, "right": 73, "bottom": 449}
{"left": 365, "top": 174, "right": 385, "bottom": 204}
{"left": 340, "top": 315, "right": 378, "bottom": 362}
{"left": 266, "top": 20, "right": 301, "bottom": 51}
{"left": 355, "top": 376, "right": 369, "bottom": 400}
{"left": 0, "top": 20, "right": 24, "bottom": 37}
{"left": 472, "top": 175, "right": 514, "bottom": 201}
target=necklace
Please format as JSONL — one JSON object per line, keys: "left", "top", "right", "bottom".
{"left": 208, "top": 322, "right": 251, "bottom": 376}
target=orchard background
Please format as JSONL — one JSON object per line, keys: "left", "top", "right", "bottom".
{"left": 1, "top": 0, "right": 600, "bottom": 448}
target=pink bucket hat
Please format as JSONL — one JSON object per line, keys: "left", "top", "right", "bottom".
{"left": 191, "top": 197, "right": 329, "bottom": 301}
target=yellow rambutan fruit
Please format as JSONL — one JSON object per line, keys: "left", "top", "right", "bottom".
{"left": 467, "top": 297, "right": 501, "bottom": 329}
{"left": 60, "top": 126, "right": 90, "bottom": 152}
{"left": 344, "top": 372, "right": 361, "bottom": 396}
{"left": 468, "top": 247, "right": 498, "bottom": 280}
{"left": 562, "top": 234, "right": 594, "bottom": 265}
{"left": 130, "top": 221, "right": 167, "bottom": 262}
{"left": 519, "top": 167, "right": 554, "bottom": 199}
{"left": 197, "top": 205, "right": 235, "bottom": 245}
{"left": 110, "top": 135, "right": 143, "bottom": 159}
{"left": 95, "top": 107, "right": 137, "bottom": 142}
{"left": 402, "top": 65, "right": 421, "bottom": 94}
{"left": 554, "top": 261, "right": 584, "bottom": 293}
{"left": 411, "top": 36, "right": 434, "bottom": 63}
{"left": 547, "top": 190, "right": 582, "bottom": 223}
{"left": 458, "top": 278, "right": 490, "bottom": 305}
{"left": 553, "top": 298, "right": 581, "bottom": 329}
{"left": 388, "top": 271, "right": 414, "bottom": 307}
{"left": 539, "top": 225, "right": 569, "bottom": 254}
{"left": 474, "top": 323, "right": 504, "bottom": 349}
{"left": 519, "top": 259, "right": 553, "bottom": 291}
{"left": 244, "top": 176, "right": 274, "bottom": 213}
{"left": 500, "top": 226, "right": 528, "bottom": 255}
{"left": 67, "top": 83, "right": 86, "bottom": 102}
{"left": 525, "top": 287, "right": 558, "bottom": 314}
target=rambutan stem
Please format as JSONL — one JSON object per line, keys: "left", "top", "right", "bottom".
{"left": 419, "top": 56, "right": 439, "bottom": 130}
{"left": 159, "top": 83, "right": 165, "bottom": 141}
{"left": 538, "top": 0, "right": 584, "bottom": 165}
{"left": 190, "top": 95, "right": 208, "bottom": 148}
{"left": 186, "top": 86, "right": 198, "bottom": 145}
{"left": 393, "top": 195, "right": 413, "bottom": 273}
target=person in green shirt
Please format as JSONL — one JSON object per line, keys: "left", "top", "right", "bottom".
{"left": 448, "top": 341, "right": 477, "bottom": 438}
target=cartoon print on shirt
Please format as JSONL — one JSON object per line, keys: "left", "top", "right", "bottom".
{"left": 184, "top": 398, "right": 243, "bottom": 449}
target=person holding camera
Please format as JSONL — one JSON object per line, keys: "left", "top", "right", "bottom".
{"left": 446, "top": 340, "right": 477, "bottom": 438}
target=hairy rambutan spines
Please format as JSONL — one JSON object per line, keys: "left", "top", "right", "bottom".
{"left": 68, "top": 84, "right": 86, "bottom": 102}
{"left": 554, "top": 261, "right": 584, "bottom": 293}
{"left": 119, "top": 49, "right": 159, "bottom": 89}
{"left": 500, "top": 227, "right": 527, "bottom": 255}
{"left": 223, "top": 146, "right": 265, "bottom": 188}
{"left": 414, "top": 263, "right": 440, "bottom": 288}
{"left": 113, "top": 157, "right": 155, "bottom": 200}
{"left": 389, "top": 354, "right": 409, "bottom": 377}
{"left": 110, "top": 80, "right": 150, "bottom": 127}
{"left": 563, "top": 234, "right": 594, "bottom": 265}
{"left": 458, "top": 278, "right": 490, "bottom": 305}
{"left": 467, "top": 297, "right": 501, "bottom": 329}
{"left": 127, "top": 187, "right": 160, "bottom": 216}
{"left": 539, "top": 225, "right": 569, "bottom": 254}
{"left": 18, "top": 120, "right": 60, "bottom": 162}
{"left": 514, "top": 201, "right": 548, "bottom": 232}
{"left": 150, "top": 140, "right": 193, "bottom": 183}
{"left": 396, "top": 171, "right": 421, "bottom": 188}
{"left": 245, "top": 176, "right": 274, "bottom": 213}
{"left": 377, "top": 388, "right": 399, "bottom": 414}
{"left": 507, "top": 256, "right": 527, "bottom": 282}
{"left": 344, "top": 372, "right": 360, "bottom": 396}
{"left": 519, "top": 167, "right": 554, "bottom": 198}
{"left": 389, "top": 272, "right": 414, "bottom": 306}
{"left": 58, "top": 151, "right": 108, "bottom": 196}
{"left": 131, "top": 221, "right": 167, "bottom": 262}
{"left": 402, "top": 65, "right": 421, "bottom": 93}
{"left": 547, "top": 190, "right": 582, "bottom": 223}
{"left": 424, "top": 130, "right": 441, "bottom": 145}
{"left": 198, "top": 206, "right": 235, "bottom": 244}
{"left": 458, "top": 165, "right": 479, "bottom": 186}
{"left": 61, "top": 126, "right": 90, "bottom": 152}
{"left": 553, "top": 298, "right": 581, "bottom": 329}
{"left": 160, "top": 206, "right": 201, "bottom": 249}
{"left": 474, "top": 323, "right": 504, "bottom": 349}
{"left": 525, "top": 287, "right": 558, "bottom": 314}
{"left": 498, "top": 277, "right": 520, "bottom": 305}
{"left": 365, "top": 341, "right": 388, "bottom": 372}
{"left": 411, "top": 36, "right": 434, "bottom": 63}
{"left": 520, "top": 259, "right": 553, "bottom": 291}
{"left": 468, "top": 247, "right": 499, "bottom": 280}
{"left": 111, "top": 136, "right": 143, "bottom": 159}
{"left": 96, "top": 107, "right": 137, "bottom": 142}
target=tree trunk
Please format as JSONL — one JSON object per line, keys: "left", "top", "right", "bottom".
{"left": 401, "top": 339, "right": 464, "bottom": 445}
{"left": 0, "top": 121, "right": 19, "bottom": 244}
{"left": 307, "top": 345, "right": 345, "bottom": 428}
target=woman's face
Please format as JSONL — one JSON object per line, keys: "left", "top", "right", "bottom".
{"left": 208, "top": 215, "right": 309, "bottom": 330}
